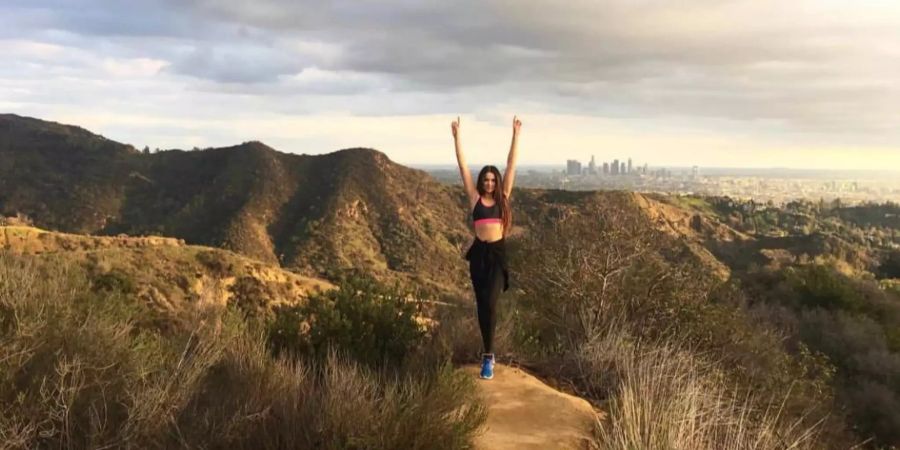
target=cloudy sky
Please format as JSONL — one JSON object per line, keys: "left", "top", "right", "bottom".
{"left": 2, "top": 0, "right": 899, "bottom": 170}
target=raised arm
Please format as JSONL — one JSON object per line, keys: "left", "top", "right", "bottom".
{"left": 452, "top": 116, "right": 478, "bottom": 206}
{"left": 503, "top": 115, "right": 521, "bottom": 198}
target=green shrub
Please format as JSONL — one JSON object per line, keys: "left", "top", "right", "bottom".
{"left": 738, "top": 262, "right": 900, "bottom": 446}
{"left": 229, "top": 275, "right": 274, "bottom": 320}
{"left": 90, "top": 268, "right": 136, "bottom": 294}
{"left": 786, "top": 264, "right": 864, "bottom": 311}
{"left": 879, "top": 250, "right": 900, "bottom": 279}
{"left": 268, "top": 274, "right": 425, "bottom": 368}
{"left": 195, "top": 249, "right": 231, "bottom": 275}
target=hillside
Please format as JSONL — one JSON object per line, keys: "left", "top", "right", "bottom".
{"left": 0, "top": 114, "right": 139, "bottom": 233}
{"left": 652, "top": 194, "right": 892, "bottom": 275}
{"left": 645, "top": 194, "right": 900, "bottom": 446}
{"left": 510, "top": 189, "right": 736, "bottom": 282}
{"left": 2, "top": 114, "right": 754, "bottom": 302}
{"left": 0, "top": 114, "right": 472, "bottom": 297}
{"left": 5, "top": 115, "right": 777, "bottom": 303}
{"left": 1, "top": 225, "right": 333, "bottom": 322}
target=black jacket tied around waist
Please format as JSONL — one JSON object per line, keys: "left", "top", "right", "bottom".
{"left": 465, "top": 237, "right": 510, "bottom": 292}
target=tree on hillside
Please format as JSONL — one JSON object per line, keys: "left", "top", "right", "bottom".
{"left": 510, "top": 196, "right": 714, "bottom": 351}
{"left": 880, "top": 250, "right": 900, "bottom": 279}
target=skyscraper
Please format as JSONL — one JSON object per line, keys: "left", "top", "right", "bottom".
{"left": 566, "top": 159, "right": 582, "bottom": 176}
{"left": 612, "top": 159, "right": 619, "bottom": 175}
{"left": 589, "top": 155, "right": 596, "bottom": 175}
{"left": 627, "top": 158, "right": 633, "bottom": 174}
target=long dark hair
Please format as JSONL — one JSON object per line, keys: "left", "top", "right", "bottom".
{"left": 476, "top": 165, "right": 512, "bottom": 236}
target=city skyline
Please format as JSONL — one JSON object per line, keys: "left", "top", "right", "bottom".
{"left": 417, "top": 157, "right": 900, "bottom": 174}
{"left": 2, "top": 1, "right": 900, "bottom": 171}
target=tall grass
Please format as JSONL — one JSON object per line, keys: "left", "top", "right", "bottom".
{"left": 0, "top": 253, "right": 485, "bottom": 449}
{"left": 586, "top": 333, "right": 822, "bottom": 449}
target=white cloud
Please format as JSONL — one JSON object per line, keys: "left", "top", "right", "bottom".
{"left": 101, "top": 57, "right": 169, "bottom": 77}
{"left": 1, "top": 0, "right": 899, "bottom": 169}
{"left": 0, "top": 39, "right": 66, "bottom": 58}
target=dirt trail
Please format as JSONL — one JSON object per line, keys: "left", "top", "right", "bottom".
{"left": 463, "top": 364, "right": 599, "bottom": 450}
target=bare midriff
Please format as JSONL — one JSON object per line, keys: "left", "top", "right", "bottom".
{"left": 474, "top": 222, "right": 504, "bottom": 242}
{"left": 473, "top": 198, "right": 504, "bottom": 242}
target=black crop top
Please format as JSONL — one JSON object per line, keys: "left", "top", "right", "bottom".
{"left": 472, "top": 197, "right": 501, "bottom": 223}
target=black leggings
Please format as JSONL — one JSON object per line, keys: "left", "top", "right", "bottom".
{"left": 466, "top": 237, "right": 509, "bottom": 355}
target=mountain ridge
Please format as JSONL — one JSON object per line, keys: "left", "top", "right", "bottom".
{"left": 0, "top": 114, "right": 473, "bottom": 296}
{"left": 0, "top": 113, "right": 750, "bottom": 298}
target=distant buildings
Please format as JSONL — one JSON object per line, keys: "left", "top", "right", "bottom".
{"left": 563, "top": 155, "right": 686, "bottom": 179}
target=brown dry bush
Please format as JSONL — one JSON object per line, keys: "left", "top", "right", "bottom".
{"left": 506, "top": 196, "right": 832, "bottom": 449}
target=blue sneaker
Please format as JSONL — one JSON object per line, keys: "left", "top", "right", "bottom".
{"left": 480, "top": 353, "right": 495, "bottom": 380}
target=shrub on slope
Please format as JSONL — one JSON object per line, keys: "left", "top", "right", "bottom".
{"left": 0, "top": 253, "right": 484, "bottom": 449}
{"left": 505, "top": 195, "right": 841, "bottom": 448}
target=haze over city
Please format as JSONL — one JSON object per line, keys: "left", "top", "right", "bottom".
{"left": 2, "top": 1, "right": 899, "bottom": 170}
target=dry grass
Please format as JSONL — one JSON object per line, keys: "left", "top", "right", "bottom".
{"left": 0, "top": 253, "right": 485, "bottom": 450}
{"left": 587, "top": 333, "right": 822, "bottom": 450}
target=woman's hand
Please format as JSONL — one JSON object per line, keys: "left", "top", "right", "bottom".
{"left": 505, "top": 115, "right": 520, "bottom": 198}
{"left": 451, "top": 116, "right": 461, "bottom": 140}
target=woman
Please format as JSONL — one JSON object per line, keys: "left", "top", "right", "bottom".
{"left": 451, "top": 115, "right": 521, "bottom": 380}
